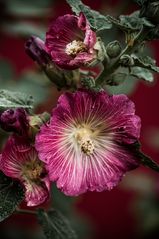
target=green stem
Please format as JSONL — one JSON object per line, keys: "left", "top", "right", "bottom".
{"left": 95, "top": 28, "right": 143, "bottom": 86}
{"left": 140, "top": 154, "right": 159, "bottom": 173}
{"left": 95, "top": 45, "right": 130, "bottom": 85}
{"left": 15, "top": 207, "right": 37, "bottom": 215}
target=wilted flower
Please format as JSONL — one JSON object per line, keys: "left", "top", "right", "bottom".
{"left": 35, "top": 90, "right": 141, "bottom": 196}
{"left": 0, "top": 108, "right": 29, "bottom": 136}
{"left": 45, "top": 13, "right": 97, "bottom": 69}
{"left": 0, "top": 136, "right": 50, "bottom": 206}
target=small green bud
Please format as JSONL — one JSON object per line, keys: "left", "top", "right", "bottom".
{"left": 28, "top": 112, "right": 50, "bottom": 140}
{"left": 106, "top": 40, "right": 122, "bottom": 58}
{"left": 81, "top": 77, "right": 103, "bottom": 92}
{"left": 120, "top": 55, "right": 134, "bottom": 67}
{"left": 81, "top": 77, "right": 95, "bottom": 89}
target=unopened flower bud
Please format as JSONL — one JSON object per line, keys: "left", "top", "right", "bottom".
{"left": 106, "top": 41, "right": 122, "bottom": 58}
{"left": 0, "top": 108, "right": 29, "bottom": 135}
{"left": 25, "top": 36, "right": 51, "bottom": 67}
{"left": 28, "top": 112, "right": 50, "bottom": 137}
{"left": 25, "top": 36, "right": 67, "bottom": 89}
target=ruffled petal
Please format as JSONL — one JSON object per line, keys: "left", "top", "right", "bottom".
{"left": 45, "top": 14, "right": 97, "bottom": 69}
{"left": 46, "top": 14, "right": 83, "bottom": 54}
{"left": 80, "top": 142, "right": 139, "bottom": 193}
{"left": 78, "top": 13, "right": 96, "bottom": 50}
{"left": 24, "top": 181, "right": 49, "bottom": 207}
{"left": 36, "top": 90, "right": 141, "bottom": 196}
{"left": 104, "top": 94, "right": 141, "bottom": 144}
{"left": 1, "top": 137, "right": 31, "bottom": 178}
{"left": 1, "top": 135, "right": 50, "bottom": 206}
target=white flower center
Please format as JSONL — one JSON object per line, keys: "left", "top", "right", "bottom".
{"left": 74, "top": 127, "right": 95, "bottom": 155}
{"left": 65, "top": 40, "right": 87, "bottom": 56}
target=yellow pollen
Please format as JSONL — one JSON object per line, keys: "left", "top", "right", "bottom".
{"left": 65, "top": 40, "right": 87, "bottom": 56}
{"left": 81, "top": 139, "right": 95, "bottom": 155}
{"left": 74, "top": 127, "right": 95, "bottom": 156}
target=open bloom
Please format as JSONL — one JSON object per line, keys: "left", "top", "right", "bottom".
{"left": 45, "top": 13, "right": 97, "bottom": 69}
{"left": 0, "top": 136, "right": 50, "bottom": 206}
{"left": 35, "top": 90, "right": 141, "bottom": 196}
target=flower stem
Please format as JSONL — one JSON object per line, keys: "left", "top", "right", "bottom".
{"left": 15, "top": 207, "right": 37, "bottom": 215}
{"left": 140, "top": 154, "right": 159, "bottom": 173}
{"left": 95, "top": 45, "right": 130, "bottom": 86}
{"left": 95, "top": 28, "right": 143, "bottom": 86}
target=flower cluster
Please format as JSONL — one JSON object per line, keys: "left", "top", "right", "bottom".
{"left": 1, "top": 10, "right": 144, "bottom": 208}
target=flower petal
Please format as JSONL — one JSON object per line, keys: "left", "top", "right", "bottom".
{"left": 45, "top": 14, "right": 97, "bottom": 69}
{"left": 36, "top": 90, "right": 141, "bottom": 196}
{"left": 1, "top": 136, "right": 50, "bottom": 206}
{"left": 46, "top": 14, "right": 83, "bottom": 54}
{"left": 80, "top": 142, "right": 139, "bottom": 192}
{"left": 24, "top": 181, "right": 49, "bottom": 207}
{"left": 106, "top": 94, "right": 141, "bottom": 144}
{"left": 1, "top": 136, "right": 31, "bottom": 178}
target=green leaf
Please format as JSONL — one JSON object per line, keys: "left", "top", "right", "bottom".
{"left": 66, "top": 0, "right": 112, "bottom": 31}
{"left": 134, "top": 0, "right": 147, "bottom": 6}
{"left": 130, "top": 66, "right": 154, "bottom": 82}
{"left": 0, "top": 172, "right": 24, "bottom": 222}
{"left": 108, "top": 11, "right": 153, "bottom": 32}
{"left": 0, "top": 89, "right": 34, "bottom": 111}
{"left": 106, "top": 72, "right": 129, "bottom": 86}
{"left": 37, "top": 209, "right": 77, "bottom": 239}
{"left": 51, "top": 185, "right": 90, "bottom": 239}
{"left": 132, "top": 55, "right": 159, "bottom": 73}
{"left": 144, "top": 26, "right": 159, "bottom": 41}
{"left": 105, "top": 73, "right": 138, "bottom": 95}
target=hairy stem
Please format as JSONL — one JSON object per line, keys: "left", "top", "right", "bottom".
{"left": 15, "top": 207, "right": 37, "bottom": 215}
{"left": 95, "top": 28, "right": 143, "bottom": 86}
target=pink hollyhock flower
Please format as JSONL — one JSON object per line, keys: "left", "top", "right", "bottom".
{"left": 45, "top": 13, "right": 97, "bottom": 70}
{"left": 0, "top": 136, "right": 50, "bottom": 206}
{"left": 35, "top": 90, "right": 141, "bottom": 196}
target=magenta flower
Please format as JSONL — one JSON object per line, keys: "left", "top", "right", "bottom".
{"left": 35, "top": 90, "right": 141, "bottom": 196}
{"left": 0, "top": 136, "right": 50, "bottom": 206}
{"left": 45, "top": 13, "right": 97, "bottom": 70}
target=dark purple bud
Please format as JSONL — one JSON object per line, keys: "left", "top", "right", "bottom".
{"left": 25, "top": 36, "right": 51, "bottom": 66}
{"left": 0, "top": 108, "right": 29, "bottom": 136}
{"left": 25, "top": 36, "right": 70, "bottom": 89}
